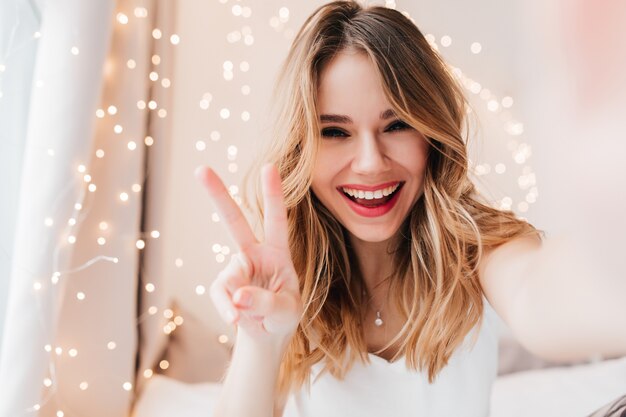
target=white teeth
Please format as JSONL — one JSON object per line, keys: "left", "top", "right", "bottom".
{"left": 341, "top": 183, "right": 400, "bottom": 200}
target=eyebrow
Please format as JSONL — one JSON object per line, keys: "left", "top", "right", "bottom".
{"left": 319, "top": 109, "right": 397, "bottom": 124}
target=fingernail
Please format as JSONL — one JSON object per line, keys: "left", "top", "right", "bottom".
{"left": 224, "top": 309, "right": 236, "bottom": 323}
{"left": 234, "top": 291, "right": 252, "bottom": 308}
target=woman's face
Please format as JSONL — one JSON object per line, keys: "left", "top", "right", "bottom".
{"left": 311, "top": 50, "right": 430, "bottom": 244}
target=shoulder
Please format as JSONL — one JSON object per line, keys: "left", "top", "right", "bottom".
{"left": 478, "top": 235, "right": 543, "bottom": 327}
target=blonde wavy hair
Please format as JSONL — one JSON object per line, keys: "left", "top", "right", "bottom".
{"left": 241, "top": 0, "right": 542, "bottom": 395}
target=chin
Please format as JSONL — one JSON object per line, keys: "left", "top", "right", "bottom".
{"left": 344, "top": 223, "right": 400, "bottom": 244}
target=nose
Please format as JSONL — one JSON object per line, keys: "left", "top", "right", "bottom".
{"left": 350, "top": 132, "right": 391, "bottom": 176}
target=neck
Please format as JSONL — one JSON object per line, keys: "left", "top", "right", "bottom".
{"left": 348, "top": 231, "right": 399, "bottom": 295}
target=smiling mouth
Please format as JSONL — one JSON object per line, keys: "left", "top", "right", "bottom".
{"left": 340, "top": 182, "right": 405, "bottom": 207}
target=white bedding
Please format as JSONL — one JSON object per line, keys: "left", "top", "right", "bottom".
{"left": 132, "top": 356, "right": 626, "bottom": 417}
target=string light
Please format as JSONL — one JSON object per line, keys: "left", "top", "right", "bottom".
{"left": 107, "top": 341, "right": 117, "bottom": 350}
{"left": 195, "top": 285, "right": 206, "bottom": 295}
{"left": 471, "top": 42, "right": 482, "bottom": 54}
{"left": 134, "top": 7, "right": 148, "bottom": 18}
{"left": 195, "top": 140, "right": 206, "bottom": 151}
{"left": 278, "top": 7, "right": 290, "bottom": 22}
{"left": 116, "top": 13, "right": 129, "bottom": 24}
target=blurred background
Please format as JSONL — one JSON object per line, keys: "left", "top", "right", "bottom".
{"left": 0, "top": 0, "right": 624, "bottom": 416}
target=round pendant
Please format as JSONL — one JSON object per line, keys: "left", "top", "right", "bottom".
{"left": 374, "top": 311, "right": 383, "bottom": 327}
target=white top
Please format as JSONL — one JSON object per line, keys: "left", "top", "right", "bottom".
{"left": 283, "top": 299, "right": 500, "bottom": 417}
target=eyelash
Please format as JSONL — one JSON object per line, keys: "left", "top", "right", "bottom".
{"left": 320, "top": 121, "right": 411, "bottom": 138}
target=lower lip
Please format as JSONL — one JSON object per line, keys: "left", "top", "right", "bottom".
{"left": 339, "top": 186, "right": 403, "bottom": 218}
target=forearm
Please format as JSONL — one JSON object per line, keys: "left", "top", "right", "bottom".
{"left": 214, "top": 330, "right": 289, "bottom": 417}
{"left": 511, "top": 237, "right": 626, "bottom": 361}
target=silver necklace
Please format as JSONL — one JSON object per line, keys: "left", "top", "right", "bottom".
{"left": 363, "top": 288, "right": 385, "bottom": 327}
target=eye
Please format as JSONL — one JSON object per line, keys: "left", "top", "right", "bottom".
{"left": 386, "top": 120, "right": 411, "bottom": 132}
{"left": 321, "top": 128, "right": 349, "bottom": 138}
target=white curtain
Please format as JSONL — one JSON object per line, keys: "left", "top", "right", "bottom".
{"left": 0, "top": 0, "right": 41, "bottom": 354}
{"left": 0, "top": 0, "right": 173, "bottom": 415}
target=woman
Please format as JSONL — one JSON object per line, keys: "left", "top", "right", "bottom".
{"left": 195, "top": 1, "right": 626, "bottom": 416}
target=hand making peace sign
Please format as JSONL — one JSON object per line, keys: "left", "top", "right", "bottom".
{"left": 195, "top": 163, "right": 303, "bottom": 341}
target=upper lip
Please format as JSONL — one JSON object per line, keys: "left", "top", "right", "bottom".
{"left": 336, "top": 181, "right": 404, "bottom": 191}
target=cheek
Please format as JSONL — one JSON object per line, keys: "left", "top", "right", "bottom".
{"left": 389, "top": 139, "right": 430, "bottom": 174}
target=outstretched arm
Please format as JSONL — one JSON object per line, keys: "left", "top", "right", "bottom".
{"left": 479, "top": 235, "right": 626, "bottom": 361}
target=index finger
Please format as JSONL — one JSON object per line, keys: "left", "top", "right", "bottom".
{"left": 261, "top": 163, "right": 290, "bottom": 250}
{"left": 195, "top": 166, "right": 258, "bottom": 251}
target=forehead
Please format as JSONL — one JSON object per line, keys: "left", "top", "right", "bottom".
{"left": 317, "top": 50, "right": 392, "bottom": 121}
